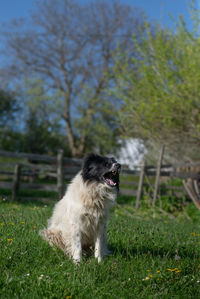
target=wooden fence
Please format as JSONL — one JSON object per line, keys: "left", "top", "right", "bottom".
{"left": 0, "top": 149, "right": 200, "bottom": 209}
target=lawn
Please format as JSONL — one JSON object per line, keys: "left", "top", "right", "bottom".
{"left": 0, "top": 195, "right": 200, "bottom": 299}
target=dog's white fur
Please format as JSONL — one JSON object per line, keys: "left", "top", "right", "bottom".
{"left": 39, "top": 172, "right": 117, "bottom": 263}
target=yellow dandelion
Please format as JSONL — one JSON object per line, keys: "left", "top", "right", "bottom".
{"left": 0, "top": 223, "right": 4, "bottom": 226}
{"left": 66, "top": 296, "right": 72, "bottom": 299}
{"left": 33, "top": 225, "right": 37, "bottom": 229}
{"left": 9, "top": 222, "right": 14, "bottom": 226}
{"left": 21, "top": 222, "right": 25, "bottom": 225}
{"left": 147, "top": 270, "right": 150, "bottom": 272}
{"left": 7, "top": 238, "right": 13, "bottom": 242}
{"left": 149, "top": 274, "right": 153, "bottom": 278}
{"left": 191, "top": 232, "right": 196, "bottom": 236}
{"left": 175, "top": 270, "right": 181, "bottom": 274}
{"left": 167, "top": 268, "right": 179, "bottom": 272}
{"left": 142, "top": 276, "right": 150, "bottom": 281}
{"left": 156, "top": 270, "right": 161, "bottom": 273}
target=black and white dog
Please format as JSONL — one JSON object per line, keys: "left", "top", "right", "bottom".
{"left": 40, "top": 153, "right": 121, "bottom": 263}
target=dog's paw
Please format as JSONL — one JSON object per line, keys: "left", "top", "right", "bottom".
{"left": 97, "top": 256, "right": 102, "bottom": 263}
{"left": 72, "top": 257, "right": 81, "bottom": 264}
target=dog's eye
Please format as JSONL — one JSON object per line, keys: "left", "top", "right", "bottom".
{"left": 105, "top": 162, "right": 110, "bottom": 167}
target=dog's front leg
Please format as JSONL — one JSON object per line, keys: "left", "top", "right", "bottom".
{"left": 95, "top": 222, "right": 106, "bottom": 263}
{"left": 71, "top": 224, "right": 82, "bottom": 264}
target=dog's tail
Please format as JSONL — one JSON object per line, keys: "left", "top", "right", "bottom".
{"left": 39, "top": 228, "right": 70, "bottom": 254}
{"left": 39, "top": 228, "right": 50, "bottom": 242}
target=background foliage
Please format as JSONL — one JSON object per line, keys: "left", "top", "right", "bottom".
{"left": 111, "top": 6, "right": 200, "bottom": 162}
{"left": 0, "top": 0, "right": 145, "bottom": 157}
{"left": 0, "top": 0, "right": 199, "bottom": 163}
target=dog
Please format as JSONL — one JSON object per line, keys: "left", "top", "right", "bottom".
{"left": 39, "top": 153, "right": 121, "bottom": 263}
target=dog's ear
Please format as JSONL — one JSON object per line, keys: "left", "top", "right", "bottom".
{"left": 82, "top": 153, "right": 100, "bottom": 169}
{"left": 82, "top": 153, "right": 96, "bottom": 182}
{"left": 81, "top": 153, "right": 104, "bottom": 183}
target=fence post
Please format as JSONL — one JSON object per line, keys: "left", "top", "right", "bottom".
{"left": 152, "top": 145, "right": 165, "bottom": 206}
{"left": 57, "top": 149, "right": 64, "bottom": 199}
{"left": 12, "top": 164, "right": 21, "bottom": 201}
{"left": 136, "top": 161, "right": 145, "bottom": 209}
{"left": 183, "top": 179, "right": 200, "bottom": 211}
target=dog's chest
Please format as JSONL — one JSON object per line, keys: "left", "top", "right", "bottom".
{"left": 80, "top": 207, "right": 106, "bottom": 235}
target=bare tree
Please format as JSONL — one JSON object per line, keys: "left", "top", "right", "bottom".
{"left": 0, "top": 0, "right": 144, "bottom": 157}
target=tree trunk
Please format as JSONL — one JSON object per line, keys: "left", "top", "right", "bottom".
{"left": 64, "top": 93, "right": 79, "bottom": 157}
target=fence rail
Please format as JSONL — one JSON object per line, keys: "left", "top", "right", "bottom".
{"left": 0, "top": 149, "right": 199, "bottom": 209}
{"left": 0, "top": 150, "right": 82, "bottom": 165}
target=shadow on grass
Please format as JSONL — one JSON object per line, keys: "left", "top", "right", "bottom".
{"left": 109, "top": 242, "right": 197, "bottom": 261}
{"left": 117, "top": 195, "right": 135, "bottom": 205}
{"left": 1, "top": 189, "right": 135, "bottom": 207}
{"left": 0, "top": 189, "right": 57, "bottom": 207}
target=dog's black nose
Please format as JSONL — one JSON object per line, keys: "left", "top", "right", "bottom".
{"left": 115, "top": 163, "right": 121, "bottom": 169}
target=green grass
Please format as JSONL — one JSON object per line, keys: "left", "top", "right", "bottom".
{"left": 0, "top": 188, "right": 58, "bottom": 200}
{"left": 1, "top": 196, "right": 200, "bottom": 299}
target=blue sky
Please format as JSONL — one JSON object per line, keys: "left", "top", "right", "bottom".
{"left": 0, "top": 0, "right": 195, "bottom": 29}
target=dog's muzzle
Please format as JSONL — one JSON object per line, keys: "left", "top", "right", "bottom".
{"left": 110, "top": 163, "right": 121, "bottom": 175}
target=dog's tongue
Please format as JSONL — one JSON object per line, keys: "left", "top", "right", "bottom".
{"left": 106, "top": 178, "right": 116, "bottom": 186}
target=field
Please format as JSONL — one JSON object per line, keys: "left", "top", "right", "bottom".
{"left": 1, "top": 194, "right": 200, "bottom": 299}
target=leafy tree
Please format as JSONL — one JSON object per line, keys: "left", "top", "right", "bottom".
{"left": 0, "top": 80, "right": 70, "bottom": 154}
{"left": 0, "top": 130, "right": 23, "bottom": 152}
{"left": 0, "top": 89, "right": 20, "bottom": 150}
{"left": 22, "top": 110, "right": 63, "bottom": 154}
{"left": 0, "top": 89, "right": 18, "bottom": 128}
{"left": 21, "top": 78, "right": 71, "bottom": 155}
{"left": 111, "top": 6, "right": 200, "bottom": 162}
{"left": 0, "top": 0, "right": 145, "bottom": 157}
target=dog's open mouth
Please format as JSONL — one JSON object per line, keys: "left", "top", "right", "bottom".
{"left": 103, "top": 170, "right": 118, "bottom": 187}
